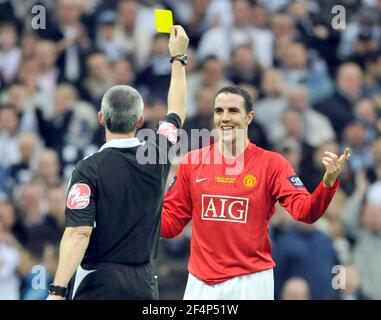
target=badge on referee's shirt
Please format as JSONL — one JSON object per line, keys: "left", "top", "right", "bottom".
{"left": 67, "top": 183, "right": 91, "bottom": 209}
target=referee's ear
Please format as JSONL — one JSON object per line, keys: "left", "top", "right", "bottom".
{"left": 135, "top": 116, "right": 144, "bottom": 130}
{"left": 98, "top": 111, "right": 105, "bottom": 126}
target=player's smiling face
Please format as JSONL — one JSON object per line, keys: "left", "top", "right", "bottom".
{"left": 214, "top": 93, "right": 254, "bottom": 144}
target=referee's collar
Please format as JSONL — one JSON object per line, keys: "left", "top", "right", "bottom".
{"left": 98, "top": 138, "right": 142, "bottom": 152}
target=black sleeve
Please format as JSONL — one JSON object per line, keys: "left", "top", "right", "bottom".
{"left": 65, "top": 160, "right": 97, "bottom": 227}
{"left": 165, "top": 113, "right": 182, "bottom": 129}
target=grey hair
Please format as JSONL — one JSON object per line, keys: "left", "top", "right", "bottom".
{"left": 101, "top": 85, "right": 144, "bottom": 133}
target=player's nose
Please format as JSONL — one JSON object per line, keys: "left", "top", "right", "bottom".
{"left": 221, "top": 111, "right": 231, "bottom": 122}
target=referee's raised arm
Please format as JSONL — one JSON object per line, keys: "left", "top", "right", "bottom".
{"left": 167, "top": 25, "right": 189, "bottom": 125}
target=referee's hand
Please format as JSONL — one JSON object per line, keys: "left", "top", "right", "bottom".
{"left": 168, "top": 25, "right": 189, "bottom": 57}
{"left": 322, "top": 148, "right": 350, "bottom": 188}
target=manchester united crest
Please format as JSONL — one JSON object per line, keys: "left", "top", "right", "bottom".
{"left": 243, "top": 175, "right": 257, "bottom": 188}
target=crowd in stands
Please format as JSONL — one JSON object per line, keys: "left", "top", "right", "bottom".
{"left": 1, "top": 0, "right": 381, "bottom": 299}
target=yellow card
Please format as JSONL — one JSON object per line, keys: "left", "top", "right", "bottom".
{"left": 155, "top": 9, "right": 173, "bottom": 33}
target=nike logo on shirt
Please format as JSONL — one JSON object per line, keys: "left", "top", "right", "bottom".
{"left": 196, "top": 178, "right": 209, "bottom": 183}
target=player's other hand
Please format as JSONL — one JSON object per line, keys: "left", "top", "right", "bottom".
{"left": 168, "top": 25, "right": 189, "bottom": 56}
{"left": 322, "top": 148, "right": 350, "bottom": 188}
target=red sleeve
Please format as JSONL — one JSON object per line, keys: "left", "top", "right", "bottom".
{"left": 161, "top": 162, "right": 193, "bottom": 238}
{"left": 270, "top": 153, "right": 339, "bottom": 224}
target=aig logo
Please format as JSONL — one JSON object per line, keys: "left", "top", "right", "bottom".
{"left": 201, "top": 195, "right": 249, "bottom": 223}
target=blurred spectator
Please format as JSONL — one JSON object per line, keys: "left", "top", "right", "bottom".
{"left": 354, "top": 99, "right": 380, "bottom": 143}
{"left": 46, "top": 185, "right": 66, "bottom": 232}
{"left": 254, "top": 68, "right": 288, "bottom": 137}
{"left": 36, "top": 83, "right": 97, "bottom": 162}
{"left": 35, "top": 149, "right": 62, "bottom": 189}
{"left": 299, "top": 141, "right": 340, "bottom": 192}
{"left": 363, "top": 51, "right": 381, "bottom": 105}
{"left": 4, "top": 82, "right": 37, "bottom": 132}
{"left": 16, "top": 181, "right": 60, "bottom": 256}
{"left": 339, "top": 264, "right": 371, "bottom": 300}
{"left": 270, "top": 107, "right": 306, "bottom": 147}
{"left": 136, "top": 33, "right": 172, "bottom": 101}
{"left": 16, "top": 55, "right": 39, "bottom": 94}
{"left": 0, "top": 163, "right": 11, "bottom": 202}
{"left": 83, "top": 52, "right": 114, "bottom": 105}
{"left": 289, "top": 85, "right": 335, "bottom": 147}
{"left": 315, "top": 189, "right": 351, "bottom": 264}
{"left": 185, "top": 0, "right": 212, "bottom": 48}
{"left": 342, "top": 187, "right": 381, "bottom": 299}
{"left": 341, "top": 120, "right": 374, "bottom": 173}
{"left": 198, "top": 0, "right": 273, "bottom": 67}
{"left": 0, "top": 22, "right": 21, "bottom": 85}
{"left": 0, "top": 0, "right": 16, "bottom": 23}
{"left": 282, "top": 42, "right": 334, "bottom": 104}
{"left": 227, "top": 45, "right": 262, "bottom": 87}
{"left": 39, "top": 0, "right": 91, "bottom": 84}
{"left": 22, "top": 243, "right": 59, "bottom": 300}
{"left": 187, "top": 56, "right": 231, "bottom": 117}
{"left": 10, "top": 132, "right": 40, "bottom": 189}
{"left": 337, "top": 7, "right": 380, "bottom": 62}
{"left": 95, "top": 10, "right": 126, "bottom": 62}
{"left": 367, "top": 136, "right": 381, "bottom": 182}
{"left": 0, "top": 219, "right": 21, "bottom": 300}
{"left": 0, "top": 201, "right": 24, "bottom": 246}
{"left": 183, "top": 86, "right": 216, "bottom": 151}
{"left": 114, "top": 0, "right": 152, "bottom": 70}
{"left": 280, "top": 277, "right": 311, "bottom": 300}
{"left": 271, "top": 13, "right": 298, "bottom": 64}
{"left": 275, "top": 138, "right": 302, "bottom": 174}
{"left": 113, "top": 58, "right": 135, "bottom": 86}
{"left": 0, "top": 105, "right": 19, "bottom": 166}
{"left": 273, "top": 222, "right": 339, "bottom": 300}
{"left": 316, "top": 63, "right": 364, "bottom": 139}
{"left": 35, "top": 40, "right": 60, "bottom": 113}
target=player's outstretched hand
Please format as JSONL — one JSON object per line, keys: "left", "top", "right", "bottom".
{"left": 168, "top": 25, "right": 189, "bottom": 57}
{"left": 322, "top": 148, "right": 350, "bottom": 187}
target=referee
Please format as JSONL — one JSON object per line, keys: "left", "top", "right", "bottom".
{"left": 47, "top": 26, "right": 189, "bottom": 300}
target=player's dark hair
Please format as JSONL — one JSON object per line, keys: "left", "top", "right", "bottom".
{"left": 215, "top": 86, "right": 253, "bottom": 114}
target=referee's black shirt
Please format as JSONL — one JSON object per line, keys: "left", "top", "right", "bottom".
{"left": 65, "top": 114, "right": 181, "bottom": 266}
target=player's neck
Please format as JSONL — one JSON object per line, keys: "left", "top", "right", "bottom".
{"left": 219, "top": 137, "right": 250, "bottom": 159}
{"left": 105, "top": 130, "right": 136, "bottom": 142}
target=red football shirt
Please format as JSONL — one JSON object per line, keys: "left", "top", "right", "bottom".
{"left": 161, "top": 143, "right": 339, "bottom": 285}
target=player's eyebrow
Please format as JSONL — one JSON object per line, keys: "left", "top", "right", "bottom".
{"left": 228, "top": 106, "right": 241, "bottom": 112}
{"left": 214, "top": 106, "right": 241, "bottom": 112}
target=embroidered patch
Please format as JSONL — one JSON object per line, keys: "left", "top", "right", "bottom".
{"left": 243, "top": 175, "right": 257, "bottom": 188}
{"left": 66, "top": 183, "right": 91, "bottom": 209}
{"left": 287, "top": 175, "right": 305, "bottom": 188}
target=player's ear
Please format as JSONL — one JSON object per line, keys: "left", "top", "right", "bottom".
{"left": 98, "top": 111, "right": 105, "bottom": 126}
{"left": 246, "top": 111, "right": 254, "bottom": 125}
{"left": 135, "top": 116, "right": 144, "bottom": 130}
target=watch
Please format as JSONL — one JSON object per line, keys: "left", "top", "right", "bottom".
{"left": 170, "top": 54, "right": 188, "bottom": 66}
{"left": 48, "top": 284, "right": 67, "bottom": 297}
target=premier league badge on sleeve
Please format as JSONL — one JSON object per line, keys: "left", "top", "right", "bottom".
{"left": 287, "top": 175, "right": 305, "bottom": 188}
